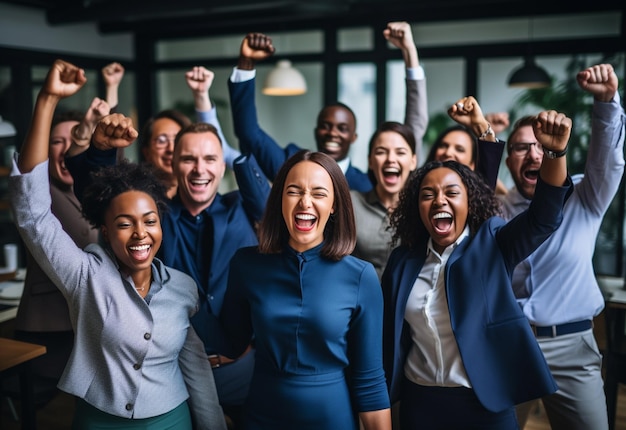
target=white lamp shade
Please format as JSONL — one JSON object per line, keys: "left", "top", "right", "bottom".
{"left": 0, "top": 115, "right": 16, "bottom": 138}
{"left": 262, "top": 60, "right": 307, "bottom": 96}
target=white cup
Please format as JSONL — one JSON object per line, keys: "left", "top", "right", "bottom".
{"left": 0, "top": 243, "right": 18, "bottom": 273}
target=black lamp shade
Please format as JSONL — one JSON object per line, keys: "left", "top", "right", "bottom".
{"left": 508, "top": 57, "right": 551, "bottom": 89}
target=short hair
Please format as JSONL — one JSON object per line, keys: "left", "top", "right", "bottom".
{"left": 317, "top": 101, "right": 357, "bottom": 130}
{"left": 81, "top": 161, "right": 169, "bottom": 228}
{"left": 391, "top": 160, "right": 502, "bottom": 250}
{"left": 367, "top": 121, "right": 416, "bottom": 185}
{"left": 426, "top": 125, "right": 477, "bottom": 166}
{"left": 51, "top": 110, "right": 83, "bottom": 130}
{"left": 174, "top": 122, "right": 222, "bottom": 149}
{"left": 139, "top": 109, "right": 192, "bottom": 157}
{"left": 257, "top": 150, "right": 356, "bottom": 260}
{"left": 506, "top": 116, "right": 536, "bottom": 154}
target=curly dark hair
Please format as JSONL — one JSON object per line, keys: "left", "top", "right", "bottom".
{"left": 258, "top": 150, "right": 356, "bottom": 260}
{"left": 81, "top": 161, "right": 169, "bottom": 228}
{"left": 390, "top": 160, "right": 502, "bottom": 250}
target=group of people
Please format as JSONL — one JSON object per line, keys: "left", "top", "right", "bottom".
{"left": 6, "top": 20, "right": 625, "bottom": 430}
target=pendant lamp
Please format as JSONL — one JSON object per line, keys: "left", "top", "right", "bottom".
{"left": 262, "top": 60, "right": 307, "bottom": 96}
{"left": 507, "top": 18, "right": 551, "bottom": 89}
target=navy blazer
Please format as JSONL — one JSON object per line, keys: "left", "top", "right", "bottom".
{"left": 382, "top": 177, "right": 572, "bottom": 413}
{"left": 228, "top": 77, "right": 373, "bottom": 192}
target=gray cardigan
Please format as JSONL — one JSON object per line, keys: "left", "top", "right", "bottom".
{"left": 9, "top": 160, "right": 226, "bottom": 429}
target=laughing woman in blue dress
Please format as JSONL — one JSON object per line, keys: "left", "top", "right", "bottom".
{"left": 219, "top": 150, "right": 391, "bottom": 430}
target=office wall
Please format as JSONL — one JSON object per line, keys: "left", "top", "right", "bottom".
{"left": 0, "top": 3, "right": 132, "bottom": 59}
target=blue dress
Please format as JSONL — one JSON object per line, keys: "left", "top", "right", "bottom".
{"left": 220, "top": 243, "right": 390, "bottom": 429}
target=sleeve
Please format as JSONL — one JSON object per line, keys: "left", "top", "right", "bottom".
{"left": 348, "top": 263, "right": 391, "bottom": 412}
{"left": 196, "top": 107, "right": 242, "bottom": 170}
{"left": 217, "top": 251, "right": 254, "bottom": 358}
{"left": 232, "top": 153, "right": 270, "bottom": 224}
{"left": 228, "top": 77, "right": 291, "bottom": 181}
{"left": 65, "top": 143, "right": 117, "bottom": 203}
{"left": 577, "top": 91, "right": 626, "bottom": 216}
{"left": 476, "top": 138, "right": 506, "bottom": 190}
{"left": 9, "top": 160, "right": 90, "bottom": 300}
{"left": 497, "top": 175, "right": 573, "bottom": 271}
{"left": 404, "top": 75, "right": 428, "bottom": 165}
{"left": 178, "top": 325, "right": 228, "bottom": 430}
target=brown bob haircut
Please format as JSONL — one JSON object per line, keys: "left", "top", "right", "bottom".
{"left": 257, "top": 150, "right": 356, "bottom": 261}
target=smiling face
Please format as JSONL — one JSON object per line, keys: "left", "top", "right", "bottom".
{"left": 314, "top": 105, "right": 357, "bottom": 162}
{"left": 369, "top": 130, "right": 417, "bottom": 202}
{"left": 101, "top": 190, "right": 162, "bottom": 277}
{"left": 433, "top": 130, "right": 475, "bottom": 170}
{"left": 282, "top": 160, "right": 335, "bottom": 253}
{"left": 506, "top": 124, "right": 543, "bottom": 200}
{"left": 49, "top": 120, "right": 78, "bottom": 186}
{"left": 418, "top": 167, "right": 468, "bottom": 254}
{"left": 142, "top": 117, "right": 181, "bottom": 178}
{"left": 174, "top": 131, "right": 225, "bottom": 216}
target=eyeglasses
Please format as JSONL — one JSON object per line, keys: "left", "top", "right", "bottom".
{"left": 509, "top": 141, "right": 543, "bottom": 157}
{"left": 152, "top": 134, "right": 177, "bottom": 147}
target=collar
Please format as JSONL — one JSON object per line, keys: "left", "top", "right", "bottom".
{"left": 426, "top": 225, "right": 470, "bottom": 259}
{"left": 335, "top": 157, "right": 350, "bottom": 174}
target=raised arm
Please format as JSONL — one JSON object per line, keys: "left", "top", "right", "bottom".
{"left": 187, "top": 65, "right": 242, "bottom": 168}
{"left": 19, "top": 60, "right": 86, "bottom": 173}
{"left": 68, "top": 96, "right": 111, "bottom": 157}
{"left": 384, "top": 21, "right": 428, "bottom": 164}
{"left": 575, "top": 63, "right": 625, "bottom": 214}
{"left": 229, "top": 33, "right": 294, "bottom": 180}
{"left": 533, "top": 111, "right": 570, "bottom": 187}
{"left": 449, "top": 96, "right": 504, "bottom": 189}
{"left": 102, "top": 62, "right": 124, "bottom": 111}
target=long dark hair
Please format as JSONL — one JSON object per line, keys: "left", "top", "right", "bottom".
{"left": 257, "top": 150, "right": 356, "bottom": 260}
{"left": 425, "top": 125, "right": 477, "bottom": 166}
{"left": 391, "top": 160, "right": 502, "bottom": 250}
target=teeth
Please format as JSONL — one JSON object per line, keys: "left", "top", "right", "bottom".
{"left": 129, "top": 244, "right": 150, "bottom": 251}
{"left": 191, "top": 179, "right": 209, "bottom": 185}
{"left": 383, "top": 168, "right": 400, "bottom": 174}
{"left": 295, "top": 214, "right": 316, "bottom": 220}
{"left": 433, "top": 212, "right": 452, "bottom": 219}
{"left": 325, "top": 142, "right": 340, "bottom": 149}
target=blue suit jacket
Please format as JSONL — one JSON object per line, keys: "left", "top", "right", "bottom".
{"left": 382, "top": 177, "right": 572, "bottom": 413}
{"left": 228, "top": 77, "right": 373, "bottom": 192}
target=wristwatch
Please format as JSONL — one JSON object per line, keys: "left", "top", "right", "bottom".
{"left": 543, "top": 146, "right": 568, "bottom": 159}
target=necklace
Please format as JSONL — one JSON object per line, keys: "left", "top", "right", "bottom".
{"left": 134, "top": 279, "right": 151, "bottom": 292}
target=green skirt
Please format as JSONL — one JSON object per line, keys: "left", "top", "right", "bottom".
{"left": 72, "top": 398, "right": 192, "bottom": 430}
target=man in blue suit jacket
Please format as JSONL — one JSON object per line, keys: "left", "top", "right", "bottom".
{"left": 228, "top": 32, "right": 373, "bottom": 192}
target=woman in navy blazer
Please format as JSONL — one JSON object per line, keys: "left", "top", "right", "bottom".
{"left": 382, "top": 110, "right": 573, "bottom": 429}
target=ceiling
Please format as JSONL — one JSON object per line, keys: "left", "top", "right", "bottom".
{"left": 1, "top": 0, "right": 624, "bottom": 37}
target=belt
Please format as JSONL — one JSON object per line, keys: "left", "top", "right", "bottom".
{"left": 531, "top": 320, "right": 593, "bottom": 338}
{"left": 208, "top": 344, "right": 252, "bottom": 369}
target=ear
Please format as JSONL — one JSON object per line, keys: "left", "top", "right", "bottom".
{"left": 350, "top": 132, "right": 358, "bottom": 144}
{"left": 100, "top": 226, "right": 109, "bottom": 242}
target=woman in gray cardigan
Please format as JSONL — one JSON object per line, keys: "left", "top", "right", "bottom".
{"left": 9, "top": 59, "right": 226, "bottom": 430}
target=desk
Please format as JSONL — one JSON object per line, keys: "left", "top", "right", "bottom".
{"left": 0, "top": 269, "right": 25, "bottom": 324}
{"left": 597, "top": 276, "right": 626, "bottom": 430}
{"left": 0, "top": 337, "right": 46, "bottom": 430}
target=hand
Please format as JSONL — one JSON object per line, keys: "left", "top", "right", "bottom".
{"left": 484, "top": 112, "right": 510, "bottom": 134}
{"left": 185, "top": 66, "right": 214, "bottom": 95}
{"left": 92, "top": 113, "right": 138, "bottom": 151}
{"left": 576, "top": 63, "right": 617, "bottom": 103}
{"left": 84, "top": 97, "right": 111, "bottom": 127}
{"left": 42, "top": 59, "right": 87, "bottom": 100}
{"left": 533, "top": 110, "right": 571, "bottom": 153}
{"left": 238, "top": 33, "right": 275, "bottom": 69}
{"left": 102, "top": 62, "right": 125, "bottom": 87}
{"left": 383, "top": 21, "right": 414, "bottom": 51}
{"left": 448, "top": 96, "right": 490, "bottom": 139}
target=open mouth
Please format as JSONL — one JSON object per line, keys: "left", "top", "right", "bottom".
{"left": 382, "top": 167, "right": 401, "bottom": 184}
{"left": 432, "top": 212, "right": 453, "bottom": 235}
{"left": 189, "top": 178, "right": 210, "bottom": 191}
{"left": 129, "top": 243, "right": 151, "bottom": 262}
{"left": 294, "top": 213, "right": 317, "bottom": 231}
{"left": 324, "top": 141, "right": 341, "bottom": 153}
{"left": 523, "top": 168, "right": 539, "bottom": 183}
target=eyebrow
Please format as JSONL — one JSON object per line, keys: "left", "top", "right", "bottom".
{"left": 114, "top": 210, "right": 158, "bottom": 220}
